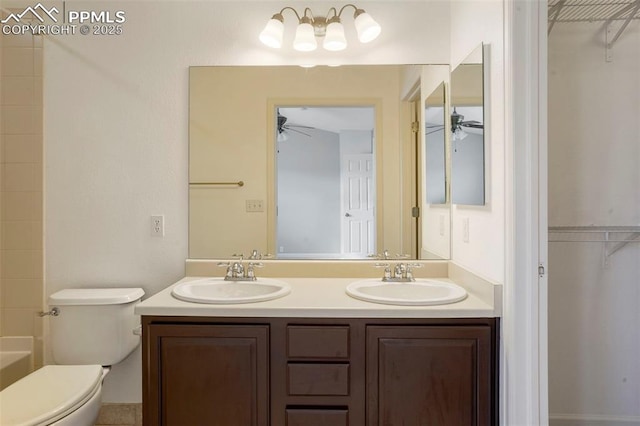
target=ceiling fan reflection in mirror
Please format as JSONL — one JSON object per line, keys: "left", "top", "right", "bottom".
{"left": 426, "top": 107, "right": 483, "bottom": 141}
{"left": 277, "top": 109, "right": 315, "bottom": 141}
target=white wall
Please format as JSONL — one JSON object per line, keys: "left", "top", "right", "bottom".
{"left": 548, "top": 21, "right": 640, "bottom": 424}
{"left": 43, "top": 1, "right": 449, "bottom": 402}
{"left": 449, "top": 0, "right": 505, "bottom": 284}
{"left": 277, "top": 128, "right": 341, "bottom": 255}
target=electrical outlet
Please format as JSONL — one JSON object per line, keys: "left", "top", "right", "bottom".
{"left": 462, "top": 217, "right": 470, "bottom": 243}
{"left": 246, "top": 200, "right": 264, "bottom": 212}
{"left": 151, "top": 215, "right": 164, "bottom": 237}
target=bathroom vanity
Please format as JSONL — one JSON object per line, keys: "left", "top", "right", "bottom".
{"left": 137, "top": 275, "right": 500, "bottom": 426}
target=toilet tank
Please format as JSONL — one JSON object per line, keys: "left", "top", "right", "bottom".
{"left": 48, "top": 288, "right": 145, "bottom": 366}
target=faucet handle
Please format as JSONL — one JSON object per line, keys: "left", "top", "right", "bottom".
{"left": 368, "top": 249, "right": 393, "bottom": 260}
{"left": 248, "top": 249, "right": 273, "bottom": 260}
{"left": 217, "top": 262, "right": 233, "bottom": 279}
{"left": 246, "top": 262, "right": 263, "bottom": 280}
{"left": 405, "top": 263, "right": 422, "bottom": 280}
{"left": 374, "top": 262, "right": 392, "bottom": 279}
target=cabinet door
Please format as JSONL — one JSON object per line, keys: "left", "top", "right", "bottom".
{"left": 367, "top": 326, "right": 493, "bottom": 426}
{"left": 145, "top": 324, "right": 269, "bottom": 426}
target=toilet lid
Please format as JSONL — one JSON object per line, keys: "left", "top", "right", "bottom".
{"left": 0, "top": 365, "right": 103, "bottom": 426}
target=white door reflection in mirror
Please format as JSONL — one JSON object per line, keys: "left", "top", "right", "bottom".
{"left": 276, "top": 106, "right": 376, "bottom": 259}
{"left": 341, "top": 154, "right": 375, "bottom": 257}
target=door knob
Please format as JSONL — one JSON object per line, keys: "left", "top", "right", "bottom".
{"left": 345, "top": 213, "right": 352, "bottom": 217}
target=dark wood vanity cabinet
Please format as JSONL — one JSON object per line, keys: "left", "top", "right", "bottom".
{"left": 142, "top": 317, "right": 498, "bottom": 426}
{"left": 367, "top": 325, "right": 494, "bottom": 425}
{"left": 143, "top": 323, "right": 269, "bottom": 426}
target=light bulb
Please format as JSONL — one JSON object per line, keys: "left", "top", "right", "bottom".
{"left": 453, "top": 127, "right": 468, "bottom": 141}
{"left": 293, "top": 19, "right": 317, "bottom": 51}
{"left": 323, "top": 20, "right": 347, "bottom": 51}
{"left": 354, "top": 10, "right": 381, "bottom": 43}
{"left": 277, "top": 131, "right": 288, "bottom": 142}
{"left": 259, "top": 14, "right": 284, "bottom": 48}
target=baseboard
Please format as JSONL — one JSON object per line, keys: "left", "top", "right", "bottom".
{"left": 550, "top": 414, "right": 640, "bottom": 426}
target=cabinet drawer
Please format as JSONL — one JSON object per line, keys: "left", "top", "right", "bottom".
{"left": 287, "top": 363, "right": 350, "bottom": 396}
{"left": 287, "top": 326, "right": 349, "bottom": 359}
{"left": 286, "top": 408, "right": 348, "bottom": 426}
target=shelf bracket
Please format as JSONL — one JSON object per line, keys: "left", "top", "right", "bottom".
{"left": 606, "top": 232, "right": 640, "bottom": 258}
{"left": 605, "top": 0, "right": 640, "bottom": 62}
{"left": 548, "top": 0, "right": 565, "bottom": 35}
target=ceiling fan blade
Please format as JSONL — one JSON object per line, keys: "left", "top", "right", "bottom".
{"left": 426, "top": 128, "right": 445, "bottom": 135}
{"left": 287, "top": 124, "right": 316, "bottom": 129}
{"left": 426, "top": 124, "right": 445, "bottom": 128}
{"left": 286, "top": 127, "right": 312, "bottom": 137}
{"left": 461, "top": 122, "right": 484, "bottom": 129}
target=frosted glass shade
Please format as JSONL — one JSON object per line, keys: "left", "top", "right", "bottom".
{"left": 293, "top": 22, "right": 317, "bottom": 51}
{"left": 259, "top": 17, "right": 284, "bottom": 48}
{"left": 452, "top": 128, "right": 468, "bottom": 141}
{"left": 354, "top": 12, "right": 381, "bottom": 43}
{"left": 323, "top": 21, "right": 347, "bottom": 51}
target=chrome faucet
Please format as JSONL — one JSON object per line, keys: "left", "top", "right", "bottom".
{"left": 218, "top": 254, "right": 263, "bottom": 281}
{"left": 369, "top": 249, "right": 411, "bottom": 261}
{"left": 375, "top": 262, "right": 422, "bottom": 282}
{"left": 248, "top": 249, "right": 273, "bottom": 260}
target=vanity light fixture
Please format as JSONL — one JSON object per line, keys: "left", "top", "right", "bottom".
{"left": 259, "top": 4, "right": 381, "bottom": 52}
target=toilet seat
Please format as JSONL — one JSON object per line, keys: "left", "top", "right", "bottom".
{"left": 0, "top": 365, "right": 103, "bottom": 426}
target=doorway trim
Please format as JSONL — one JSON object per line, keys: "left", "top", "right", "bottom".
{"left": 503, "top": 0, "right": 549, "bottom": 424}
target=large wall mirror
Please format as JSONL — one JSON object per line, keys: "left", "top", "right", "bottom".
{"left": 189, "top": 65, "right": 455, "bottom": 260}
{"left": 450, "top": 44, "right": 486, "bottom": 206}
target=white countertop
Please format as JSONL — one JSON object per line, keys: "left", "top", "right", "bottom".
{"left": 135, "top": 276, "right": 499, "bottom": 318}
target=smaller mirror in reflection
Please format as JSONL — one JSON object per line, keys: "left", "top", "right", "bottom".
{"left": 424, "top": 83, "right": 447, "bottom": 204}
{"left": 450, "top": 44, "right": 485, "bottom": 206}
{"left": 276, "top": 106, "right": 376, "bottom": 259}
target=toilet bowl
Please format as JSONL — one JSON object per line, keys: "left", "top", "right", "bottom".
{"left": 0, "top": 288, "right": 144, "bottom": 426}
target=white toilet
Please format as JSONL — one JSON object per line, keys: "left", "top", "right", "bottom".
{"left": 0, "top": 288, "right": 144, "bottom": 426}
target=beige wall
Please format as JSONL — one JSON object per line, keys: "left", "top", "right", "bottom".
{"left": 0, "top": 21, "right": 44, "bottom": 368}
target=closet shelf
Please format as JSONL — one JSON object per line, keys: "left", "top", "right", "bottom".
{"left": 549, "top": 0, "right": 640, "bottom": 23}
{"left": 548, "top": 226, "right": 640, "bottom": 258}
{"left": 548, "top": 0, "right": 640, "bottom": 52}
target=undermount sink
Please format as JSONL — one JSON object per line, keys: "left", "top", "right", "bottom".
{"left": 345, "top": 278, "right": 467, "bottom": 306}
{"left": 172, "top": 277, "right": 291, "bottom": 304}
